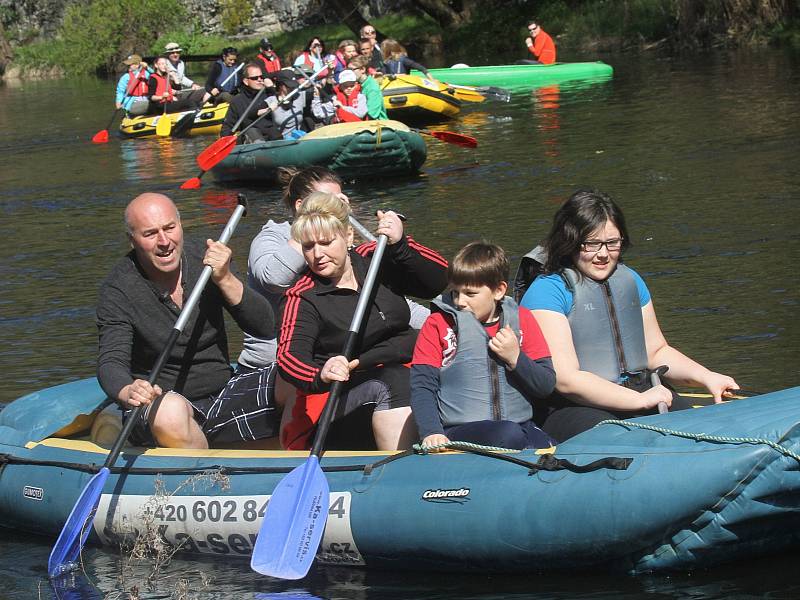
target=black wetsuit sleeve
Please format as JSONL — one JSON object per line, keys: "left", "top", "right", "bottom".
{"left": 411, "top": 364, "right": 445, "bottom": 439}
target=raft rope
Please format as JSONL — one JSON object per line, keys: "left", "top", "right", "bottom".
{"left": 595, "top": 420, "right": 800, "bottom": 464}
{"left": 410, "top": 441, "right": 632, "bottom": 475}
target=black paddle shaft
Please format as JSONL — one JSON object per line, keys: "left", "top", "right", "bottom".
{"left": 309, "top": 234, "right": 389, "bottom": 457}
{"left": 103, "top": 195, "right": 248, "bottom": 466}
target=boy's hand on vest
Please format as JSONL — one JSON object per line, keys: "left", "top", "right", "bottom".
{"left": 489, "top": 325, "right": 521, "bottom": 370}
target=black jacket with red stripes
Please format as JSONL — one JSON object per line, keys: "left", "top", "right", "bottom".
{"left": 277, "top": 235, "right": 447, "bottom": 393}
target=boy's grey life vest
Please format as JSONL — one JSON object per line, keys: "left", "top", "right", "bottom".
{"left": 562, "top": 263, "right": 648, "bottom": 382}
{"left": 215, "top": 60, "right": 240, "bottom": 92}
{"left": 432, "top": 293, "right": 534, "bottom": 427}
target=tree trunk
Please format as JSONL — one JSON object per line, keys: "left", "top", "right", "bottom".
{"left": 409, "top": 0, "right": 481, "bottom": 29}
{"left": 0, "top": 21, "right": 13, "bottom": 74}
{"left": 326, "top": 0, "right": 386, "bottom": 40}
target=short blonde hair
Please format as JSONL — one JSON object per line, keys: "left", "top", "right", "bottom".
{"left": 291, "top": 191, "right": 351, "bottom": 244}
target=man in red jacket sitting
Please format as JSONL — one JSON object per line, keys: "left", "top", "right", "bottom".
{"left": 524, "top": 20, "right": 557, "bottom": 65}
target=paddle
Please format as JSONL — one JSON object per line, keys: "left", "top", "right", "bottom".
{"left": 91, "top": 107, "right": 123, "bottom": 144}
{"left": 47, "top": 196, "right": 248, "bottom": 579}
{"left": 651, "top": 367, "right": 669, "bottom": 415}
{"left": 172, "top": 63, "right": 245, "bottom": 138}
{"left": 156, "top": 103, "right": 172, "bottom": 137}
{"left": 180, "top": 64, "right": 329, "bottom": 190}
{"left": 411, "top": 127, "right": 477, "bottom": 148}
{"left": 251, "top": 233, "right": 390, "bottom": 580}
{"left": 446, "top": 82, "right": 511, "bottom": 103}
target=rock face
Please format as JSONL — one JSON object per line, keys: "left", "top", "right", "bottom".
{"left": 1, "top": 0, "right": 407, "bottom": 41}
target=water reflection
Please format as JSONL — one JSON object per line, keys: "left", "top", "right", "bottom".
{"left": 119, "top": 137, "right": 188, "bottom": 183}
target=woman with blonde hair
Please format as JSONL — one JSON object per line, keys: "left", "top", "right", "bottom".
{"left": 277, "top": 192, "right": 447, "bottom": 450}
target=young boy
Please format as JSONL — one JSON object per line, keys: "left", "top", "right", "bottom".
{"left": 410, "top": 241, "right": 556, "bottom": 449}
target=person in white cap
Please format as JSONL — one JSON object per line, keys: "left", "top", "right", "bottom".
{"left": 331, "top": 69, "right": 366, "bottom": 122}
{"left": 164, "top": 42, "right": 201, "bottom": 92}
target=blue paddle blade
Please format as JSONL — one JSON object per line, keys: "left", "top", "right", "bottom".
{"left": 251, "top": 457, "right": 329, "bottom": 579}
{"left": 48, "top": 467, "right": 109, "bottom": 578}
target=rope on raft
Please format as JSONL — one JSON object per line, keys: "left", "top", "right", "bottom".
{"left": 595, "top": 419, "right": 800, "bottom": 464}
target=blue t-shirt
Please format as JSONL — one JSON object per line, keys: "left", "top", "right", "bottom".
{"left": 520, "top": 268, "right": 651, "bottom": 315}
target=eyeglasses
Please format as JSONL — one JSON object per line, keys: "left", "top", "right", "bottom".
{"left": 311, "top": 43, "right": 322, "bottom": 48}
{"left": 246, "top": 75, "right": 264, "bottom": 81}
{"left": 581, "top": 239, "right": 623, "bottom": 253}
{"left": 528, "top": 25, "right": 539, "bottom": 31}
{"left": 364, "top": 29, "right": 376, "bottom": 35}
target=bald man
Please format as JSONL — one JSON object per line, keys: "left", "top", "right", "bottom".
{"left": 96, "top": 193, "right": 279, "bottom": 449}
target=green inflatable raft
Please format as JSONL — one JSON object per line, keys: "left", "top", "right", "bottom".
{"left": 211, "top": 120, "right": 427, "bottom": 184}
{"left": 412, "top": 61, "right": 613, "bottom": 90}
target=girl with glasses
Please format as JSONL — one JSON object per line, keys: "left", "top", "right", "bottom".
{"left": 293, "top": 37, "right": 335, "bottom": 78}
{"left": 518, "top": 189, "right": 739, "bottom": 442}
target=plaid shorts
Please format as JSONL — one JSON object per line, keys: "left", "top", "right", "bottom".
{"left": 126, "top": 362, "right": 280, "bottom": 447}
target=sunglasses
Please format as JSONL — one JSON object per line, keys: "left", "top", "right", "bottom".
{"left": 311, "top": 43, "right": 322, "bottom": 47}
{"left": 364, "top": 30, "right": 375, "bottom": 34}
{"left": 246, "top": 75, "right": 265, "bottom": 81}
{"left": 528, "top": 25, "right": 539, "bottom": 31}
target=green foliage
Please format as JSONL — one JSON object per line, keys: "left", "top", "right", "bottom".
{"left": 220, "top": 0, "right": 253, "bottom": 36}
{"left": 57, "top": 0, "right": 187, "bottom": 75}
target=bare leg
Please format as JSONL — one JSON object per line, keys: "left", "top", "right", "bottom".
{"left": 372, "top": 406, "right": 417, "bottom": 451}
{"left": 149, "top": 392, "right": 208, "bottom": 449}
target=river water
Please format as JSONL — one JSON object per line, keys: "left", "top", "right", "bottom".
{"left": 0, "top": 48, "right": 798, "bottom": 598}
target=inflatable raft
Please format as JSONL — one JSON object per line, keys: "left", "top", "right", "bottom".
{"left": 380, "top": 74, "right": 462, "bottom": 123}
{"left": 2, "top": 376, "right": 800, "bottom": 574}
{"left": 119, "top": 103, "right": 228, "bottom": 139}
{"left": 211, "top": 120, "right": 427, "bottom": 184}
{"left": 412, "top": 61, "right": 614, "bottom": 90}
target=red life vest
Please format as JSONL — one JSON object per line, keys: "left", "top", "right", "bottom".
{"left": 125, "top": 67, "right": 149, "bottom": 97}
{"left": 298, "top": 51, "right": 330, "bottom": 77}
{"left": 151, "top": 73, "right": 175, "bottom": 104}
{"left": 334, "top": 83, "right": 364, "bottom": 122}
{"left": 257, "top": 52, "right": 281, "bottom": 74}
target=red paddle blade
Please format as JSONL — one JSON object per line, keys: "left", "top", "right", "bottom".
{"left": 430, "top": 130, "right": 478, "bottom": 148}
{"left": 91, "top": 130, "right": 109, "bottom": 144}
{"left": 196, "top": 135, "right": 236, "bottom": 171}
{"left": 180, "top": 176, "right": 203, "bottom": 190}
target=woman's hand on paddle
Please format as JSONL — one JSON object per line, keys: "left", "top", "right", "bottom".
{"left": 702, "top": 372, "right": 740, "bottom": 403}
{"left": 421, "top": 433, "right": 451, "bottom": 451}
{"left": 122, "top": 379, "right": 162, "bottom": 408}
{"left": 488, "top": 325, "right": 521, "bottom": 370}
{"left": 640, "top": 385, "right": 672, "bottom": 411}
{"left": 375, "top": 210, "right": 403, "bottom": 244}
{"left": 320, "top": 355, "right": 360, "bottom": 383}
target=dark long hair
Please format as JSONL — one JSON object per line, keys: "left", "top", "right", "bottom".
{"left": 304, "top": 37, "right": 326, "bottom": 54}
{"left": 278, "top": 166, "right": 343, "bottom": 214}
{"left": 542, "top": 189, "right": 631, "bottom": 273}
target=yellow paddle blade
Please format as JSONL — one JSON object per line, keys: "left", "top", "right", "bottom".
{"left": 156, "top": 112, "right": 172, "bottom": 137}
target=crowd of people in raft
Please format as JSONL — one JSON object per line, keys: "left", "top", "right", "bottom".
{"left": 97, "top": 167, "right": 740, "bottom": 452}
{"left": 114, "top": 19, "right": 557, "bottom": 140}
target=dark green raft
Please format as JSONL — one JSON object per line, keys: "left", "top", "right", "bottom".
{"left": 211, "top": 120, "right": 427, "bottom": 183}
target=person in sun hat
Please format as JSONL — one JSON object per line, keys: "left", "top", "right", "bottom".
{"left": 256, "top": 38, "right": 282, "bottom": 74}
{"left": 115, "top": 53, "right": 152, "bottom": 116}
{"left": 164, "top": 41, "right": 201, "bottom": 92}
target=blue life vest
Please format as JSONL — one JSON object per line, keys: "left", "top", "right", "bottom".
{"left": 432, "top": 294, "right": 533, "bottom": 427}
{"left": 215, "top": 60, "right": 239, "bottom": 92}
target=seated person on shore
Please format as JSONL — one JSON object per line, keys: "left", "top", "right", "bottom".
{"left": 116, "top": 54, "right": 151, "bottom": 116}
{"left": 521, "top": 20, "right": 556, "bottom": 65}
{"left": 220, "top": 63, "right": 281, "bottom": 142}
{"left": 380, "top": 39, "right": 432, "bottom": 78}
{"left": 147, "top": 56, "right": 204, "bottom": 115}
{"left": 346, "top": 56, "right": 388, "bottom": 120}
{"left": 411, "top": 241, "right": 556, "bottom": 450}
{"left": 311, "top": 69, "right": 367, "bottom": 124}
{"left": 203, "top": 47, "right": 241, "bottom": 105}
{"left": 256, "top": 38, "right": 282, "bottom": 75}
{"left": 359, "top": 38, "right": 384, "bottom": 75}
{"left": 332, "top": 39, "right": 359, "bottom": 82}
{"left": 519, "top": 189, "right": 739, "bottom": 442}
{"left": 277, "top": 193, "right": 448, "bottom": 450}
{"left": 96, "top": 192, "right": 280, "bottom": 449}
{"left": 164, "top": 42, "right": 202, "bottom": 96}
